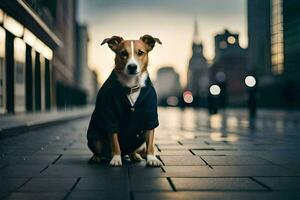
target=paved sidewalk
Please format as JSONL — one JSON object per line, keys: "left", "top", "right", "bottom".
{"left": 0, "top": 107, "right": 93, "bottom": 139}
{"left": 0, "top": 108, "right": 300, "bottom": 200}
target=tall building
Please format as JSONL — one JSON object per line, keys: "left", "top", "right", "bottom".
{"left": 0, "top": 0, "right": 94, "bottom": 114}
{"left": 186, "top": 20, "right": 209, "bottom": 107}
{"left": 0, "top": 0, "right": 59, "bottom": 114}
{"left": 282, "top": 0, "right": 300, "bottom": 80}
{"left": 76, "top": 24, "right": 99, "bottom": 104}
{"left": 248, "top": 0, "right": 300, "bottom": 107}
{"left": 154, "top": 66, "right": 182, "bottom": 106}
{"left": 247, "top": 0, "right": 271, "bottom": 77}
{"left": 210, "top": 29, "right": 247, "bottom": 106}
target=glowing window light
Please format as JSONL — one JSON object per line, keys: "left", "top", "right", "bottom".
{"left": 0, "top": 27, "right": 5, "bottom": 57}
{"left": 227, "top": 36, "right": 236, "bottom": 44}
{"left": 209, "top": 85, "right": 221, "bottom": 95}
{"left": 43, "top": 46, "right": 53, "bottom": 60}
{"left": 4, "top": 15, "right": 24, "bottom": 37}
{"left": 24, "top": 29, "right": 36, "bottom": 47}
{"left": 245, "top": 76, "right": 256, "bottom": 87}
{"left": 14, "top": 38, "right": 26, "bottom": 62}
{"left": 34, "top": 39, "right": 45, "bottom": 54}
{"left": 183, "top": 91, "right": 193, "bottom": 104}
{"left": 166, "top": 96, "right": 178, "bottom": 106}
{"left": 0, "top": 9, "right": 4, "bottom": 23}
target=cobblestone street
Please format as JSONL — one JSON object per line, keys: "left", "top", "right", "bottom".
{"left": 1, "top": 108, "right": 300, "bottom": 200}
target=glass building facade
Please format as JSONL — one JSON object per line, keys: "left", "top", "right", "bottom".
{"left": 283, "top": 0, "right": 300, "bottom": 77}
{"left": 271, "top": 0, "right": 284, "bottom": 75}
{"left": 0, "top": 8, "right": 53, "bottom": 114}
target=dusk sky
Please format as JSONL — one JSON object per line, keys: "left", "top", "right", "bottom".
{"left": 78, "top": 0, "right": 247, "bottom": 85}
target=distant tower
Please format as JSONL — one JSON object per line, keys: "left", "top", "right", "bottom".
{"left": 187, "top": 19, "right": 209, "bottom": 107}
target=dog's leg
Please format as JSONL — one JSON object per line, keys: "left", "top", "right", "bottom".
{"left": 145, "top": 129, "right": 162, "bottom": 167}
{"left": 88, "top": 140, "right": 102, "bottom": 163}
{"left": 109, "top": 133, "right": 122, "bottom": 166}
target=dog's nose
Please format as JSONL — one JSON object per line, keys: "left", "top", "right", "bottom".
{"left": 128, "top": 64, "right": 137, "bottom": 74}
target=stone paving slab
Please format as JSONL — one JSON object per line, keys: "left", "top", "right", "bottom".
{"left": 162, "top": 165, "right": 297, "bottom": 177}
{"left": 129, "top": 178, "right": 172, "bottom": 191}
{"left": 5, "top": 192, "right": 66, "bottom": 200}
{"left": 0, "top": 178, "right": 29, "bottom": 199}
{"left": 0, "top": 155, "right": 59, "bottom": 165}
{"left": 160, "top": 155, "right": 206, "bottom": 166}
{"left": 18, "top": 178, "right": 77, "bottom": 192}
{"left": 74, "top": 177, "right": 129, "bottom": 192}
{"left": 128, "top": 167, "right": 164, "bottom": 178}
{"left": 40, "top": 165, "right": 128, "bottom": 179}
{"left": 67, "top": 191, "right": 130, "bottom": 200}
{"left": 133, "top": 191, "right": 300, "bottom": 200}
{"left": 171, "top": 177, "right": 267, "bottom": 191}
{"left": 0, "top": 165, "right": 48, "bottom": 178}
{"left": 254, "top": 177, "right": 300, "bottom": 190}
{"left": 211, "top": 166, "right": 299, "bottom": 177}
{"left": 157, "top": 150, "right": 192, "bottom": 156}
{"left": 192, "top": 150, "right": 268, "bottom": 156}
{"left": 201, "top": 155, "right": 272, "bottom": 166}
{"left": 54, "top": 154, "right": 91, "bottom": 165}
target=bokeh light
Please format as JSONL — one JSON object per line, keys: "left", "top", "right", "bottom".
{"left": 245, "top": 76, "right": 256, "bottom": 87}
{"left": 183, "top": 91, "right": 193, "bottom": 104}
{"left": 227, "top": 36, "right": 236, "bottom": 44}
{"left": 209, "top": 85, "right": 221, "bottom": 95}
{"left": 166, "top": 96, "right": 179, "bottom": 106}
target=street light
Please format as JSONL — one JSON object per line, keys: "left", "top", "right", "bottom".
{"left": 209, "top": 85, "right": 221, "bottom": 96}
{"left": 245, "top": 76, "right": 256, "bottom": 88}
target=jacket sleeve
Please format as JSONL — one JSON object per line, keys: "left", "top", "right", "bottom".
{"left": 144, "top": 87, "right": 159, "bottom": 130}
{"left": 87, "top": 89, "right": 119, "bottom": 141}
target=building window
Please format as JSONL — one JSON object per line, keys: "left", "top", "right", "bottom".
{"left": 271, "top": 0, "right": 284, "bottom": 75}
{"left": 14, "top": 38, "right": 26, "bottom": 112}
{"left": 0, "top": 27, "right": 5, "bottom": 113}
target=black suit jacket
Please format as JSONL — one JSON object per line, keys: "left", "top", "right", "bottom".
{"left": 87, "top": 70, "right": 159, "bottom": 154}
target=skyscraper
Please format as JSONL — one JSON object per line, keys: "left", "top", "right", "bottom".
{"left": 247, "top": 0, "right": 271, "bottom": 77}
{"left": 248, "top": 0, "right": 300, "bottom": 107}
{"left": 282, "top": 0, "right": 300, "bottom": 80}
{"left": 186, "top": 20, "right": 209, "bottom": 107}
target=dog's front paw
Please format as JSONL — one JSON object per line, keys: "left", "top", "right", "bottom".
{"left": 109, "top": 155, "right": 122, "bottom": 166}
{"left": 146, "top": 155, "right": 162, "bottom": 167}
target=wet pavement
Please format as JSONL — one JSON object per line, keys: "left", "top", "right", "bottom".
{"left": 1, "top": 108, "right": 300, "bottom": 200}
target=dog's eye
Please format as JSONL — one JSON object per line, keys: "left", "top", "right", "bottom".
{"left": 137, "top": 50, "right": 145, "bottom": 56}
{"left": 120, "top": 51, "right": 128, "bottom": 58}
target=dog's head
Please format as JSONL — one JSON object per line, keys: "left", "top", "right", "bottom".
{"left": 101, "top": 35, "right": 162, "bottom": 76}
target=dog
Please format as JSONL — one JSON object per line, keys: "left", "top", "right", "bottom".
{"left": 87, "top": 34, "right": 162, "bottom": 167}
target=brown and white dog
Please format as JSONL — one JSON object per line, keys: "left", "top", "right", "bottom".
{"left": 89, "top": 35, "right": 162, "bottom": 167}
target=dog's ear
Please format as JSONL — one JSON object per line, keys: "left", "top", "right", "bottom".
{"left": 101, "top": 36, "right": 124, "bottom": 52}
{"left": 140, "top": 34, "right": 162, "bottom": 51}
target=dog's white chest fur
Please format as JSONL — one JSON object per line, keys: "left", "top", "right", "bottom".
{"left": 117, "top": 71, "right": 148, "bottom": 106}
{"left": 127, "top": 90, "right": 141, "bottom": 106}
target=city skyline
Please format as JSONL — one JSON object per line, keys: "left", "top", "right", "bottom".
{"left": 78, "top": 0, "right": 247, "bottom": 85}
